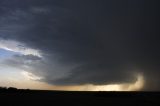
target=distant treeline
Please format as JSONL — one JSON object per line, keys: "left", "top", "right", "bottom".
{"left": 0, "top": 87, "right": 17, "bottom": 90}
{"left": 0, "top": 86, "right": 17, "bottom": 89}
{"left": 0, "top": 87, "right": 30, "bottom": 91}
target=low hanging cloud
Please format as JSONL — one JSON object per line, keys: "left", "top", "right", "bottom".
{"left": 0, "top": 0, "right": 160, "bottom": 90}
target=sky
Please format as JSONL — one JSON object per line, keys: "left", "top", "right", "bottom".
{"left": 0, "top": 0, "right": 160, "bottom": 91}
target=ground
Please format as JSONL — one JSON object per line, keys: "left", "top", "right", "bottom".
{"left": 0, "top": 89, "right": 160, "bottom": 106}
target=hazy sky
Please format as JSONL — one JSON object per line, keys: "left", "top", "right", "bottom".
{"left": 0, "top": 0, "right": 160, "bottom": 91}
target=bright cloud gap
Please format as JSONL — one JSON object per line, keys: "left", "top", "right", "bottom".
{"left": 22, "top": 71, "right": 43, "bottom": 81}
{"left": 0, "top": 39, "right": 42, "bottom": 57}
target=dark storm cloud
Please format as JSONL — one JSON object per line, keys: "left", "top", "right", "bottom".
{"left": 0, "top": 0, "right": 160, "bottom": 90}
{"left": 2, "top": 54, "right": 41, "bottom": 68}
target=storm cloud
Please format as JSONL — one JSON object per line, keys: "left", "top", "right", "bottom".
{"left": 0, "top": 0, "right": 160, "bottom": 90}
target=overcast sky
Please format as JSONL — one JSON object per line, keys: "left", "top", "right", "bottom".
{"left": 0, "top": 0, "right": 160, "bottom": 91}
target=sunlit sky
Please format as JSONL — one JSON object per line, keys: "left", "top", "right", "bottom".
{"left": 0, "top": 0, "right": 160, "bottom": 91}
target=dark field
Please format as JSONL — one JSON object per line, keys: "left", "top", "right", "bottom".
{"left": 0, "top": 89, "right": 160, "bottom": 106}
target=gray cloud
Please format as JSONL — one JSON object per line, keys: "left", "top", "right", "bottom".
{"left": 0, "top": 0, "right": 160, "bottom": 90}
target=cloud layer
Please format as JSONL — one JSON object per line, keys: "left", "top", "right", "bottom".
{"left": 0, "top": 0, "right": 160, "bottom": 90}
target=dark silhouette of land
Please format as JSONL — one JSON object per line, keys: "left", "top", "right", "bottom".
{"left": 0, "top": 87, "right": 160, "bottom": 106}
